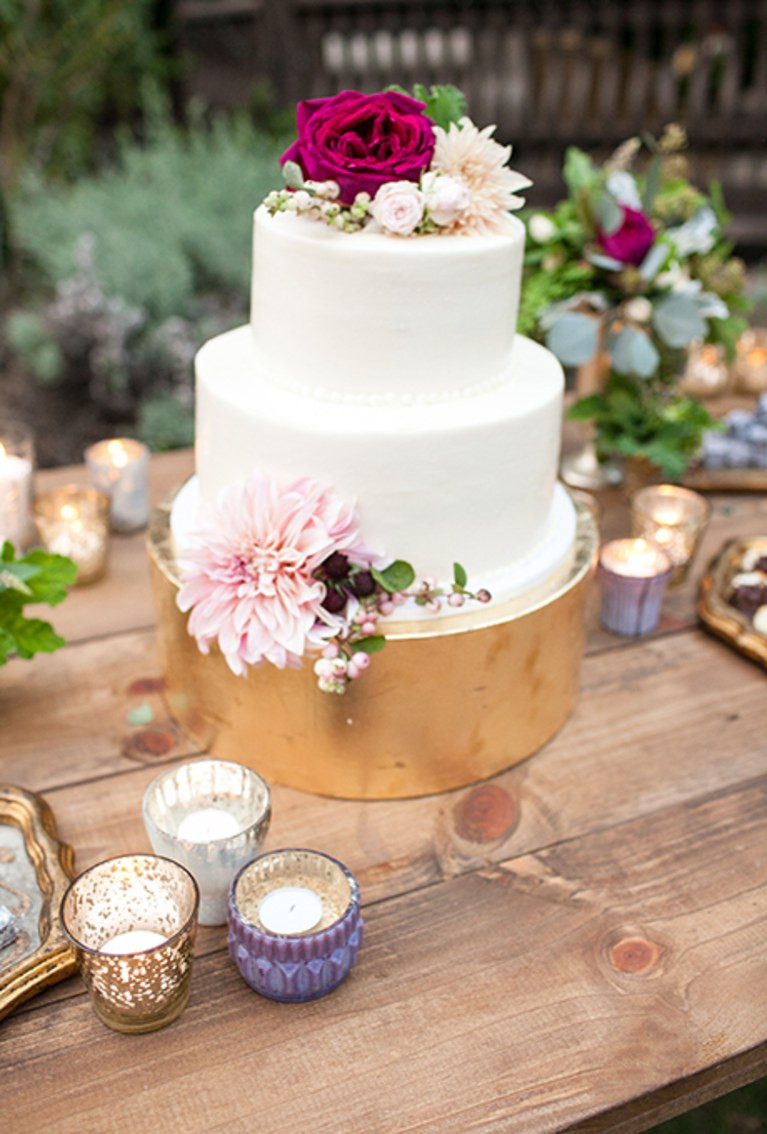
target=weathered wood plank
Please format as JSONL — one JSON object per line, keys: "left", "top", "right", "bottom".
{"left": 3, "top": 778, "right": 767, "bottom": 1134}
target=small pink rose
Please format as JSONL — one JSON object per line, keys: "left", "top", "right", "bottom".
{"left": 420, "top": 171, "right": 471, "bottom": 227}
{"left": 370, "top": 181, "right": 425, "bottom": 235}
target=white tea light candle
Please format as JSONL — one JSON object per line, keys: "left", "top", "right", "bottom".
{"left": 258, "top": 886, "right": 324, "bottom": 935}
{"left": 0, "top": 422, "right": 34, "bottom": 549}
{"left": 599, "top": 538, "right": 669, "bottom": 578}
{"left": 598, "top": 538, "right": 672, "bottom": 637}
{"left": 85, "top": 437, "right": 150, "bottom": 532}
{"left": 101, "top": 929, "right": 168, "bottom": 954}
{"left": 176, "top": 807, "right": 241, "bottom": 843}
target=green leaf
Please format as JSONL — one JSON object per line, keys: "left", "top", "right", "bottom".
{"left": 371, "top": 560, "right": 416, "bottom": 594}
{"left": 567, "top": 394, "right": 608, "bottom": 422}
{"left": 349, "top": 635, "right": 387, "bottom": 655}
{"left": 641, "top": 155, "right": 662, "bottom": 212}
{"left": 546, "top": 312, "right": 600, "bottom": 366}
{"left": 453, "top": 562, "right": 468, "bottom": 589}
{"left": 411, "top": 84, "right": 467, "bottom": 130}
{"left": 2, "top": 610, "right": 65, "bottom": 661}
{"left": 652, "top": 293, "right": 707, "bottom": 348}
{"left": 282, "top": 160, "right": 305, "bottom": 190}
{"left": 562, "top": 147, "right": 598, "bottom": 195}
{"left": 638, "top": 240, "right": 669, "bottom": 281}
{"left": 21, "top": 550, "right": 78, "bottom": 605}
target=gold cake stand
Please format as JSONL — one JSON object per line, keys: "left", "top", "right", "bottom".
{"left": 148, "top": 490, "right": 598, "bottom": 800}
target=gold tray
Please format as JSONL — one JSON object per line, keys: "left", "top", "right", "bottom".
{"left": 698, "top": 536, "right": 767, "bottom": 669}
{"left": 0, "top": 785, "right": 77, "bottom": 1021}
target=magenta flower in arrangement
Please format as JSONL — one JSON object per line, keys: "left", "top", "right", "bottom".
{"left": 596, "top": 205, "right": 655, "bottom": 266}
{"left": 280, "top": 89, "right": 436, "bottom": 204}
{"left": 177, "top": 472, "right": 374, "bottom": 676}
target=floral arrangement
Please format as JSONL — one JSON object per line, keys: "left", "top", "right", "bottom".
{"left": 177, "top": 472, "right": 490, "bottom": 694}
{"left": 0, "top": 542, "right": 76, "bottom": 665}
{"left": 520, "top": 127, "right": 749, "bottom": 476}
{"left": 263, "top": 85, "right": 530, "bottom": 238}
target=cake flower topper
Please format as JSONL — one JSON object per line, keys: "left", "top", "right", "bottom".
{"left": 264, "top": 84, "right": 532, "bottom": 238}
{"left": 177, "top": 471, "right": 490, "bottom": 693}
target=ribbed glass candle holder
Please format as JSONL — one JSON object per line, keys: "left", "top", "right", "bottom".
{"left": 143, "top": 759, "right": 271, "bottom": 926}
{"left": 60, "top": 854, "right": 199, "bottom": 1033}
{"left": 228, "top": 849, "right": 363, "bottom": 1002}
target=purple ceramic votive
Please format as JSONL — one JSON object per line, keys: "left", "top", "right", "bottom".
{"left": 227, "top": 849, "right": 363, "bottom": 1002}
{"left": 598, "top": 538, "right": 672, "bottom": 637}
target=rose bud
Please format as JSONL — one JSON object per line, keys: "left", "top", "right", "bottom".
{"left": 322, "top": 587, "right": 348, "bottom": 614}
{"left": 323, "top": 552, "right": 350, "bottom": 580}
{"left": 350, "top": 570, "right": 376, "bottom": 597}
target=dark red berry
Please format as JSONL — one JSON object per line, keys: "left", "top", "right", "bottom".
{"left": 350, "top": 570, "right": 375, "bottom": 597}
{"left": 323, "top": 552, "right": 350, "bottom": 580}
{"left": 322, "top": 587, "right": 347, "bottom": 614}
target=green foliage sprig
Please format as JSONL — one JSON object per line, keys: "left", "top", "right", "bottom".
{"left": 0, "top": 542, "right": 77, "bottom": 665}
{"left": 568, "top": 374, "right": 719, "bottom": 480}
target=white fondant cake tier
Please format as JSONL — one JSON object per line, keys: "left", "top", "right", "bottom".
{"left": 171, "top": 475, "right": 576, "bottom": 615}
{"left": 187, "top": 324, "right": 571, "bottom": 588}
{"left": 250, "top": 206, "right": 525, "bottom": 402}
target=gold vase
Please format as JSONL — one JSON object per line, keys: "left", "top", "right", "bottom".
{"left": 147, "top": 489, "right": 598, "bottom": 800}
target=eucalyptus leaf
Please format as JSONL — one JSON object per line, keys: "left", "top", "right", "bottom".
{"left": 546, "top": 312, "right": 599, "bottom": 366}
{"left": 595, "top": 193, "right": 623, "bottom": 236}
{"left": 609, "top": 326, "right": 660, "bottom": 377}
{"left": 282, "top": 160, "right": 305, "bottom": 190}
{"left": 371, "top": 560, "right": 415, "bottom": 594}
{"left": 652, "top": 293, "right": 707, "bottom": 348}
{"left": 638, "top": 240, "right": 669, "bottom": 281}
{"left": 585, "top": 250, "right": 624, "bottom": 272}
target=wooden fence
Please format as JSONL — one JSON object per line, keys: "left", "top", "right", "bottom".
{"left": 173, "top": 0, "right": 767, "bottom": 244}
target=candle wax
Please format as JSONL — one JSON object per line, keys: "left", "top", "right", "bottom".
{"left": 258, "top": 886, "right": 324, "bottom": 935}
{"left": 0, "top": 449, "right": 33, "bottom": 547}
{"left": 176, "top": 807, "right": 241, "bottom": 842}
{"left": 600, "top": 540, "right": 669, "bottom": 578}
{"left": 100, "top": 929, "right": 167, "bottom": 954}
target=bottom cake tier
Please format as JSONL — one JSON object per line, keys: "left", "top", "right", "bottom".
{"left": 148, "top": 490, "right": 598, "bottom": 800}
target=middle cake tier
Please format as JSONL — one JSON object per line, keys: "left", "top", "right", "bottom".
{"left": 189, "top": 325, "right": 573, "bottom": 597}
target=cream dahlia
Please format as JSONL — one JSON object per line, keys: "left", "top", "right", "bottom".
{"left": 431, "top": 116, "right": 532, "bottom": 235}
{"left": 177, "top": 472, "right": 373, "bottom": 675}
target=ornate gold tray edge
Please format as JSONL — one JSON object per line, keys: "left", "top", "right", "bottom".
{"left": 697, "top": 536, "right": 767, "bottom": 669}
{"left": 0, "top": 785, "right": 77, "bottom": 1022}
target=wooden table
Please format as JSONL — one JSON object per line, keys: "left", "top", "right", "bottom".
{"left": 2, "top": 450, "right": 766, "bottom": 1133}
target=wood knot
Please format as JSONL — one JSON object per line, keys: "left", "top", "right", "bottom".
{"left": 453, "top": 784, "right": 517, "bottom": 844}
{"left": 127, "top": 677, "right": 167, "bottom": 695}
{"left": 122, "top": 729, "right": 176, "bottom": 763}
{"left": 609, "top": 936, "right": 664, "bottom": 975}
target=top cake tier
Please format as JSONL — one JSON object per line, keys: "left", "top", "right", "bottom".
{"left": 249, "top": 205, "right": 525, "bottom": 404}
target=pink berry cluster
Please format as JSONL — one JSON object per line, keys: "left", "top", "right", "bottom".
{"left": 312, "top": 552, "right": 491, "bottom": 694}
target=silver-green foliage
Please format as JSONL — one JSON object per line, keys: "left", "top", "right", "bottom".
{"left": 13, "top": 110, "right": 286, "bottom": 321}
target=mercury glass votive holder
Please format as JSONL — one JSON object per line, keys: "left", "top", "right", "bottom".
{"left": 33, "top": 485, "right": 109, "bottom": 584}
{"left": 630, "top": 484, "right": 711, "bottom": 584}
{"left": 60, "top": 854, "right": 199, "bottom": 1034}
{"left": 733, "top": 328, "right": 767, "bottom": 394}
{"left": 228, "top": 849, "right": 363, "bottom": 1002}
{"left": 598, "top": 538, "right": 672, "bottom": 637}
{"left": 84, "top": 437, "right": 150, "bottom": 533}
{"left": 143, "top": 759, "right": 271, "bottom": 927}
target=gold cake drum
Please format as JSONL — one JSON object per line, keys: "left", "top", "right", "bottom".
{"left": 148, "top": 489, "right": 598, "bottom": 800}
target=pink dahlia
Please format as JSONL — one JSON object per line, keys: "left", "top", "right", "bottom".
{"left": 177, "top": 472, "right": 373, "bottom": 675}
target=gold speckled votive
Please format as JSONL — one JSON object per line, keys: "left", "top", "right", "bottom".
{"left": 60, "top": 854, "right": 199, "bottom": 1033}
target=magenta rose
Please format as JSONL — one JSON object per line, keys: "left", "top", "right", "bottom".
{"left": 597, "top": 206, "right": 655, "bottom": 265}
{"left": 280, "top": 89, "right": 436, "bottom": 204}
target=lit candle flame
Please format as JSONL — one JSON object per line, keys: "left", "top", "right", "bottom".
{"left": 106, "top": 440, "right": 129, "bottom": 468}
